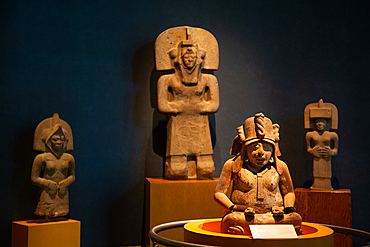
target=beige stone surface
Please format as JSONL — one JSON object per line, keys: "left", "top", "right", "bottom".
{"left": 155, "top": 26, "right": 220, "bottom": 179}
{"left": 31, "top": 113, "right": 75, "bottom": 218}
{"left": 304, "top": 99, "right": 339, "bottom": 190}
{"left": 214, "top": 113, "right": 302, "bottom": 235}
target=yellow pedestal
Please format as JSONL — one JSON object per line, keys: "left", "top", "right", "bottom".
{"left": 184, "top": 219, "right": 334, "bottom": 247}
{"left": 12, "top": 219, "right": 80, "bottom": 247}
{"left": 145, "top": 178, "right": 226, "bottom": 246}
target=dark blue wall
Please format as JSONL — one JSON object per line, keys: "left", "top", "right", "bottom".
{"left": 1, "top": 1, "right": 369, "bottom": 246}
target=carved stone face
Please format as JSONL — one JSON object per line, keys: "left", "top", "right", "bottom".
{"left": 182, "top": 53, "right": 197, "bottom": 69}
{"left": 315, "top": 119, "right": 327, "bottom": 131}
{"left": 246, "top": 141, "right": 273, "bottom": 167}
{"left": 51, "top": 134, "right": 66, "bottom": 151}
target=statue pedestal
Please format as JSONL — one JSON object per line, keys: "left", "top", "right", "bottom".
{"left": 184, "top": 219, "right": 334, "bottom": 247}
{"left": 294, "top": 188, "right": 352, "bottom": 247}
{"left": 11, "top": 218, "right": 80, "bottom": 247}
{"left": 145, "top": 178, "right": 226, "bottom": 246}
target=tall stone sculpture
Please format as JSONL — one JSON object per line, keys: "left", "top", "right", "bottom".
{"left": 304, "top": 99, "right": 339, "bottom": 190}
{"left": 214, "top": 113, "right": 302, "bottom": 235}
{"left": 155, "top": 26, "right": 220, "bottom": 179}
{"left": 31, "top": 113, "right": 75, "bottom": 219}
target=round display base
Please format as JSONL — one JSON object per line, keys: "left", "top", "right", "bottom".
{"left": 184, "top": 219, "right": 333, "bottom": 247}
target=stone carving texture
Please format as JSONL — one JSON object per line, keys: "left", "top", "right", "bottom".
{"left": 31, "top": 113, "right": 75, "bottom": 218}
{"left": 304, "top": 99, "right": 339, "bottom": 190}
{"left": 155, "top": 26, "right": 219, "bottom": 179}
{"left": 214, "top": 113, "right": 302, "bottom": 235}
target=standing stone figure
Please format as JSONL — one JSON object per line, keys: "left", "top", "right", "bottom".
{"left": 155, "top": 26, "right": 220, "bottom": 179}
{"left": 214, "top": 113, "right": 302, "bottom": 235}
{"left": 31, "top": 113, "right": 75, "bottom": 219}
{"left": 304, "top": 99, "right": 339, "bottom": 190}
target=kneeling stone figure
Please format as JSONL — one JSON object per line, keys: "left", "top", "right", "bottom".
{"left": 214, "top": 113, "right": 302, "bottom": 235}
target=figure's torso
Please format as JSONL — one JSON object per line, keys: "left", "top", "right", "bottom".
{"left": 168, "top": 74, "right": 210, "bottom": 113}
{"left": 231, "top": 166, "right": 283, "bottom": 213}
{"left": 310, "top": 131, "right": 336, "bottom": 147}
{"left": 42, "top": 153, "right": 72, "bottom": 183}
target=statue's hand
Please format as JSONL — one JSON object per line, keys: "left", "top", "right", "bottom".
{"left": 58, "top": 181, "right": 68, "bottom": 195}
{"left": 46, "top": 181, "right": 58, "bottom": 197}
{"left": 311, "top": 146, "right": 322, "bottom": 157}
{"left": 320, "top": 146, "right": 333, "bottom": 157}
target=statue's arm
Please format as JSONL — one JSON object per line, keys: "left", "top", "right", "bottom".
{"left": 278, "top": 161, "right": 295, "bottom": 208}
{"left": 202, "top": 75, "right": 219, "bottom": 113}
{"left": 31, "top": 154, "right": 56, "bottom": 189}
{"left": 330, "top": 132, "right": 339, "bottom": 156}
{"left": 305, "top": 132, "right": 314, "bottom": 154}
{"left": 157, "top": 75, "right": 180, "bottom": 114}
{"left": 214, "top": 159, "right": 234, "bottom": 212}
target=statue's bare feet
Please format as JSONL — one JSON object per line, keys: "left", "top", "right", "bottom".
{"left": 244, "top": 207, "right": 255, "bottom": 216}
{"left": 272, "top": 206, "right": 284, "bottom": 216}
{"left": 228, "top": 225, "right": 245, "bottom": 235}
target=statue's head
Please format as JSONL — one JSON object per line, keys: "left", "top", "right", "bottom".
{"left": 229, "top": 113, "right": 277, "bottom": 169}
{"left": 315, "top": 118, "right": 327, "bottom": 131}
{"left": 49, "top": 127, "right": 67, "bottom": 152}
{"left": 168, "top": 37, "right": 206, "bottom": 84}
{"left": 240, "top": 113, "right": 275, "bottom": 165}
{"left": 42, "top": 124, "right": 69, "bottom": 154}
{"left": 181, "top": 46, "right": 197, "bottom": 69}
{"left": 245, "top": 141, "right": 274, "bottom": 168}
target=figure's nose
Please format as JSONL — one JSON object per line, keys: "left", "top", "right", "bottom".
{"left": 256, "top": 145, "right": 264, "bottom": 156}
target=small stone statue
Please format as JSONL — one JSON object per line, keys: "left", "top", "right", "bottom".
{"left": 304, "top": 99, "right": 339, "bottom": 190}
{"left": 214, "top": 113, "right": 302, "bottom": 235}
{"left": 155, "top": 26, "right": 220, "bottom": 179}
{"left": 31, "top": 113, "right": 75, "bottom": 219}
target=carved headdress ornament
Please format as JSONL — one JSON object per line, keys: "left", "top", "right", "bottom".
{"left": 155, "top": 26, "right": 219, "bottom": 71}
{"left": 230, "top": 113, "right": 275, "bottom": 156}
{"left": 304, "top": 99, "right": 338, "bottom": 130}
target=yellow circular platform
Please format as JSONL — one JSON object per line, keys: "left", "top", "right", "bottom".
{"left": 184, "top": 219, "right": 333, "bottom": 247}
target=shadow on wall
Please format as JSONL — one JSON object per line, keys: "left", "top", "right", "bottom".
{"left": 11, "top": 126, "right": 40, "bottom": 217}
{"left": 6, "top": 126, "right": 40, "bottom": 245}
{"left": 131, "top": 42, "right": 167, "bottom": 178}
{"left": 106, "top": 182, "right": 144, "bottom": 246}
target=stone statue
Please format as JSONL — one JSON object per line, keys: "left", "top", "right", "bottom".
{"left": 31, "top": 113, "right": 75, "bottom": 219}
{"left": 155, "top": 26, "right": 220, "bottom": 179}
{"left": 304, "top": 99, "right": 339, "bottom": 190}
{"left": 214, "top": 113, "right": 302, "bottom": 235}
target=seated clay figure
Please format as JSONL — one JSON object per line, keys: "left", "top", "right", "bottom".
{"left": 214, "top": 113, "right": 302, "bottom": 235}
{"left": 31, "top": 113, "right": 75, "bottom": 219}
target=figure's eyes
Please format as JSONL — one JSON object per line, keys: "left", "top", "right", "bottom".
{"left": 263, "top": 144, "right": 271, "bottom": 150}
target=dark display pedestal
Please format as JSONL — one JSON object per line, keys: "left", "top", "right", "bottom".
{"left": 294, "top": 188, "right": 352, "bottom": 247}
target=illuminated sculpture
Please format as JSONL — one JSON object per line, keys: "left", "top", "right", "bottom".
{"left": 214, "top": 113, "right": 302, "bottom": 235}
{"left": 304, "top": 99, "right": 339, "bottom": 190}
{"left": 155, "top": 26, "right": 219, "bottom": 179}
{"left": 31, "top": 113, "right": 75, "bottom": 219}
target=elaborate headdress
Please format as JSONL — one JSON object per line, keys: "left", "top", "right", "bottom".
{"left": 33, "top": 113, "right": 73, "bottom": 152}
{"left": 230, "top": 113, "right": 275, "bottom": 156}
{"left": 304, "top": 99, "right": 338, "bottom": 130}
